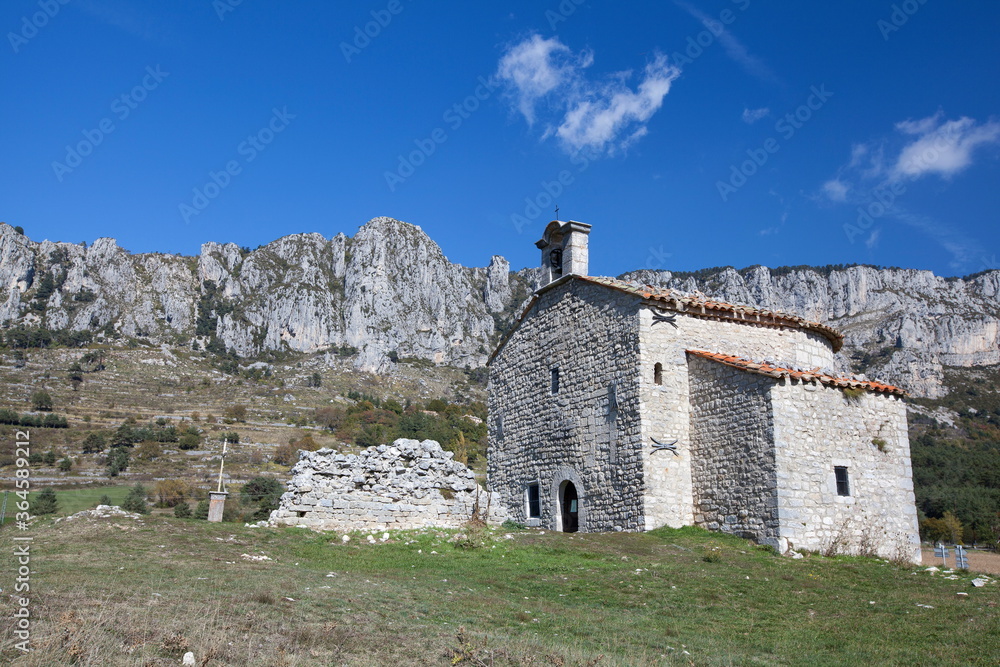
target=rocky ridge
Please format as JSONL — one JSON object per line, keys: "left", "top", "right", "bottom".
{"left": 2, "top": 220, "right": 998, "bottom": 397}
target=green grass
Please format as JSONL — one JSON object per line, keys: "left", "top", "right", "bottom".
{"left": 0, "top": 485, "right": 132, "bottom": 524}
{"left": 0, "top": 518, "right": 997, "bottom": 665}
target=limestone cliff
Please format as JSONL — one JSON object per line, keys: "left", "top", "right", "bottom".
{"left": 2, "top": 220, "right": 998, "bottom": 396}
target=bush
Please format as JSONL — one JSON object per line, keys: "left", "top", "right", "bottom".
{"left": 223, "top": 405, "right": 248, "bottom": 422}
{"left": 135, "top": 440, "right": 162, "bottom": 461}
{"left": 58, "top": 458, "right": 72, "bottom": 471}
{"left": 31, "top": 390, "right": 53, "bottom": 411}
{"left": 106, "top": 447, "right": 130, "bottom": 476}
{"left": 43, "top": 450, "right": 57, "bottom": 466}
{"left": 194, "top": 499, "right": 210, "bottom": 520}
{"left": 221, "top": 431, "right": 239, "bottom": 444}
{"left": 173, "top": 502, "right": 192, "bottom": 518}
{"left": 121, "top": 483, "right": 149, "bottom": 514}
{"left": 178, "top": 433, "right": 200, "bottom": 450}
{"left": 154, "top": 479, "right": 190, "bottom": 507}
{"left": 81, "top": 432, "right": 107, "bottom": 454}
{"left": 98, "top": 494, "right": 112, "bottom": 506}
{"left": 30, "top": 488, "right": 58, "bottom": 515}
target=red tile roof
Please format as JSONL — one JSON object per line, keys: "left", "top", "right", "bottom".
{"left": 580, "top": 276, "right": 844, "bottom": 352}
{"left": 687, "top": 349, "right": 906, "bottom": 397}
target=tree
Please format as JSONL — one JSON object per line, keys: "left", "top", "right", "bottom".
{"left": 106, "top": 447, "right": 130, "bottom": 476}
{"left": 174, "top": 502, "right": 192, "bottom": 518}
{"left": 221, "top": 431, "right": 239, "bottom": 444}
{"left": 135, "top": 441, "right": 162, "bottom": 461}
{"left": 178, "top": 433, "right": 200, "bottom": 450}
{"left": 30, "top": 488, "right": 58, "bottom": 515}
{"left": 68, "top": 362, "right": 84, "bottom": 391}
{"left": 121, "top": 483, "right": 149, "bottom": 514}
{"left": 31, "top": 390, "right": 53, "bottom": 411}
{"left": 43, "top": 450, "right": 57, "bottom": 466}
{"left": 194, "top": 499, "right": 210, "bottom": 520}
{"left": 13, "top": 225, "right": 24, "bottom": 235}
{"left": 240, "top": 476, "right": 284, "bottom": 506}
{"left": 58, "top": 457, "right": 72, "bottom": 471}
{"left": 98, "top": 494, "right": 113, "bottom": 506}
{"left": 81, "top": 432, "right": 107, "bottom": 454}
{"left": 306, "top": 371, "right": 322, "bottom": 388}
{"left": 223, "top": 404, "right": 247, "bottom": 422}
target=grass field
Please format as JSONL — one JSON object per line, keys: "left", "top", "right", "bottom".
{"left": 0, "top": 515, "right": 997, "bottom": 666}
{"left": 0, "top": 485, "right": 133, "bottom": 525}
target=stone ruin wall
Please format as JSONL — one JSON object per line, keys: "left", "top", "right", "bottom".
{"left": 270, "top": 439, "right": 506, "bottom": 532}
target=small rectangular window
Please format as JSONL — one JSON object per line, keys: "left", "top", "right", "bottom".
{"left": 834, "top": 466, "right": 850, "bottom": 496}
{"left": 527, "top": 483, "right": 541, "bottom": 518}
{"left": 550, "top": 367, "right": 560, "bottom": 394}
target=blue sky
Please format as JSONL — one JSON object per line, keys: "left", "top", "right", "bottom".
{"left": 2, "top": 0, "right": 998, "bottom": 278}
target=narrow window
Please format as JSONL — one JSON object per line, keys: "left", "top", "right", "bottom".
{"left": 654, "top": 362, "right": 663, "bottom": 385}
{"left": 526, "top": 483, "right": 541, "bottom": 518}
{"left": 550, "top": 367, "right": 560, "bottom": 395}
{"left": 496, "top": 413, "right": 504, "bottom": 441}
{"left": 834, "top": 466, "right": 850, "bottom": 496}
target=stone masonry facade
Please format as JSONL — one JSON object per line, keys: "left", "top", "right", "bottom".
{"left": 488, "top": 226, "right": 920, "bottom": 563}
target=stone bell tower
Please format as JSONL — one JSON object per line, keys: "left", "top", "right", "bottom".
{"left": 535, "top": 220, "right": 591, "bottom": 286}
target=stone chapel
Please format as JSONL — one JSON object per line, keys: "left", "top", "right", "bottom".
{"left": 487, "top": 220, "right": 921, "bottom": 562}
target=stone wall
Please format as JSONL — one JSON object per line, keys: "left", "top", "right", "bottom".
{"left": 270, "top": 439, "right": 504, "bottom": 531}
{"left": 687, "top": 355, "right": 780, "bottom": 547}
{"left": 771, "top": 382, "right": 920, "bottom": 563}
{"left": 637, "top": 303, "right": 835, "bottom": 529}
{"left": 488, "top": 280, "right": 644, "bottom": 532}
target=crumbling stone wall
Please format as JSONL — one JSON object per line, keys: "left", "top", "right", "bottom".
{"left": 270, "top": 439, "right": 504, "bottom": 531}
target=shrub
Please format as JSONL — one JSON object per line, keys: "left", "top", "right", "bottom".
{"left": 81, "top": 432, "right": 107, "bottom": 453}
{"left": 221, "top": 431, "right": 239, "bottom": 444}
{"left": 178, "top": 433, "right": 200, "bottom": 450}
{"left": 121, "top": 483, "right": 149, "bottom": 514}
{"left": 58, "top": 457, "right": 72, "bottom": 471}
{"left": 30, "top": 488, "right": 58, "bottom": 515}
{"left": 193, "top": 499, "right": 210, "bottom": 520}
{"left": 31, "top": 390, "right": 53, "bottom": 411}
{"left": 106, "top": 447, "right": 130, "bottom": 477}
{"left": 43, "top": 450, "right": 57, "bottom": 466}
{"left": 223, "top": 405, "right": 248, "bottom": 422}
{"left": 272, "top": 442, "right": 297, "bottom": 466}
{"left": 98, "top": 494, "right": 112, "bottom": 506}
{"left": 135, "top": 440, "right": 162, "bottom": 461}
{"left": 173, "top": 502, "right": 192, "bottom": 518}
{"left": 154, "top": 479, "right": 190, "bottom": 507}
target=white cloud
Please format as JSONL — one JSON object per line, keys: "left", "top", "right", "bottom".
{"left": 496, "top": 35, "right": 679, "bottom": 155}
{"left": 822, "top": 179, "right": 849, "bottom": 202}
{"left": 892, "top": 115, "right": 1000, "bottom": 180}
{"left": 865, "top": 228, "right": 880, "bottom": 250}
{"left": 742, "top": 107, "right": 769, "bottom": 124}
{"left": 496, "top": 34, "right": 588, "bottom": 126}
{"left": 819, "top": 113, "right": 1000, "bottom": 270}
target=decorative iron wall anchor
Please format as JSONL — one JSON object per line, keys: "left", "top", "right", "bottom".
{"left": 652, "top": 311, "right": 678, "bottom": 327}
{"left": 651, "top": 437, "right": 678, "bottom": 455}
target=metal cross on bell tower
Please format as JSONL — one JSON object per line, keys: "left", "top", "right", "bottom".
{"left": 555, "top": 205, "right": 559, "bottom": 220}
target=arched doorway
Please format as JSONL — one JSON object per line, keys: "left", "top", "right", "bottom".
{"left": 560, "top": 481, "right": 579, "bottom": 533}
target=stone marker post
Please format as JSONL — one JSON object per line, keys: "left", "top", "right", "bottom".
{"left": 208, "top": 491, "right": 228, "bottom": 522}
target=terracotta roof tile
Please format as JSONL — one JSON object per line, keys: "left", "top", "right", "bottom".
{"left": 687, "top": 349, "right": 906, "bottom": 397}
{"left": 580, "top": 276, "right": 844, "bottom": 352}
